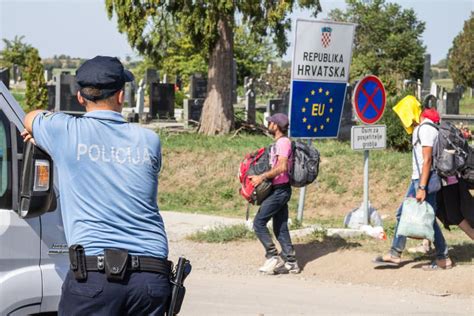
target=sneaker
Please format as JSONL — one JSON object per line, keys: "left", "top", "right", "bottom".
{"left": 274, "top": 261, "right": 301, "bottom": 274}
{"left": 259, "top": 256, "right": 282, "bottom": 275}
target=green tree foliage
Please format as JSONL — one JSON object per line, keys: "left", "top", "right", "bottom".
{"left": 0, "top": 35, "right": 32, "bottom": 67}
{"left": 105, "top": 0, "right": 321, "bottom": 135}
{"left": 1, "top": 36, "right": 48, "bottom": 110}
{"left": 329, "top": 0, "right": 426, "bottom": 94}
{"left": 448, "top": 13, "right": 473, "bottom": 88}
{"left": 24, "top": 48, "right": 48, "bottom": 111}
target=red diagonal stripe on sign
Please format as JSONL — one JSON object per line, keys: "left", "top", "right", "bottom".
{"left": 360, "top": 86, "right": 381, "bottom": 116}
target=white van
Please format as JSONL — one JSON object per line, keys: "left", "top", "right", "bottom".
{"left": 0, "top": 82, "right": 68, "bottom": 315}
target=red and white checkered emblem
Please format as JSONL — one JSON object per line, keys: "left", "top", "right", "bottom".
{"left": 321, "top": 27, "right": 332, "bottom": 48}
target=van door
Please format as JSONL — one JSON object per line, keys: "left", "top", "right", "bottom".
{"left": 0, "top": 107, "right": 43, "bottom": 314}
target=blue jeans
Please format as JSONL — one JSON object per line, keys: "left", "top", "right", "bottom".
{"left": 390, "top": 179, "right": 449, "bottom": 260}
{"left": 253, "top": 185, "right": 296, "bottom": 262}
{"left": 58, "top": 270, "right": 171, "bottom": 315}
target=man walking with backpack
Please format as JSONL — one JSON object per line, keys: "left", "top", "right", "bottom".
{"left": 249, "top": 113, "right": 300, "bottom": 275}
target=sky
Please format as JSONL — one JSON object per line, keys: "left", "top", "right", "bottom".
{"left": 0, "top": 0, "right": 472, "bottom": 64}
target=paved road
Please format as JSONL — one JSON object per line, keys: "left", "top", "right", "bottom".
{"left": 181, "top": 272, "right": 474, "bottom": 316}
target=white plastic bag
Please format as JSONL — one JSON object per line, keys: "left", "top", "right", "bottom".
{"left": 397, "top": 197, "right": 435, "bottom": 242}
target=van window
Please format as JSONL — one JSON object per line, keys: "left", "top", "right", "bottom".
{"left": 0, "top": 109, "right": 12, "bottom": 209}
{"left": 0, "top": 121, "right": 7, "bottom": 196}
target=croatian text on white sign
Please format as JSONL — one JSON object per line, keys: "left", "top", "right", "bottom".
{"left": 351, "top": 125, "right": 386, "bottom": 150}
{"left": 292, "top": 20, "right": 356, "bottom": 83}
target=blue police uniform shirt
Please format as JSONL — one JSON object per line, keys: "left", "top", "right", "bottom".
{"left": 32, "top": 110, "right": 168, "bottom": 258}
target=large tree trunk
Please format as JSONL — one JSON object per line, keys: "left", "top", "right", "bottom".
{"left": 198, "top": 16, "right": 234, "bottom": 135}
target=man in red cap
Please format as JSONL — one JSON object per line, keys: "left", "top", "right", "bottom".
{"left": 249, "top": 113, "right": 300, "bottom": 275}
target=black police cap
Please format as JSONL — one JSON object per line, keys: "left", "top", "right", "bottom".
{"left": 76, "top": 56, "right": 134, "bottom": 101}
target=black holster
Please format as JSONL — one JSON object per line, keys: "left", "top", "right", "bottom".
{"left": 104, "top": 248, "right": 129, "bottom": 282}
{"left": 167, "top": 257, "right": 192, "bottom": 316}
{"left": 69, "top": 244, "right": 87, "bottom": 281}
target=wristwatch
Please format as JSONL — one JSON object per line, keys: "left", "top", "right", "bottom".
{"left": 418, "top": 185, "right": 426, "bottom": 191}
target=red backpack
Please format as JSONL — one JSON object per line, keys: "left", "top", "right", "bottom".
{"left": 238, "top": 147, "right": 272, "bottom": 205}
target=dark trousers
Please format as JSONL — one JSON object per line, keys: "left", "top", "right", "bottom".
{"left": 58, "top": 270, "right": 171, "bottom": 316}
{"left": 253, "top": 185, "right": 296, "bottom": 262}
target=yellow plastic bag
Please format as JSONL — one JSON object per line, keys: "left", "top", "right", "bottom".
{"left": 392, "top": 95, "right": 421, "bottom": 134}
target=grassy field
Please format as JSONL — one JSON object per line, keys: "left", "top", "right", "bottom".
{"left": 460, "top": 96, "right": 474, "bottom": 114}
{"left": 158, "top": 131, "right": 412, "bottom": 223}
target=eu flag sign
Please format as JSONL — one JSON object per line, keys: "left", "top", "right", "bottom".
{"left": 290, "top": 81, "right": 347, "bottom": 138}
{"left": 289, "top": 19, "right": 355, "bottom": 139}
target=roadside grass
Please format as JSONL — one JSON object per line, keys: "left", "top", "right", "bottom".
{"left": 12, "top": 89, "right": 26, "bottom": 110}
{"left": 158, "top": 132, "right": 412, "bottom": 220}
{"left": 187, "top": 224, "right": 256, "bottom": 243}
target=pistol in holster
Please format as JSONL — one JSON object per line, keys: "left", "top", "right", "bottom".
{"left": 167, "top": 257, "right": 192, "bottom": 316}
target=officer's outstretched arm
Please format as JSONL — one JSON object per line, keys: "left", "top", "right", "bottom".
{"left": 24, "top": 110, "right": 47, "bottom": 134}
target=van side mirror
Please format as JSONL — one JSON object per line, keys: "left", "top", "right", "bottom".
{"left": 19, "top": 141, "right": 56, "bottom": 218}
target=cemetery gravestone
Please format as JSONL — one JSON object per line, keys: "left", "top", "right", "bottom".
{"left": 337, "top": 84, "right": 355, "bottom": 141}
{"left": 245, "top": 78, "right": 256, "bottom": 124}
{"left": 421, "top": 54, "right": 431, "bottom": 98}
{"left": 149, "top": 83, "right": 175, "bottom": 119}
{"left": 135, "top": 79, "right": 145, "bottom": 120}
{"left": 145, "top": 68, "right": 159, "bottom": 85}
{"left": 124, "top": 82, "right": 135, "bottom": 107}
{"left": 55, "top": 74, "right": 84, "bottom": 113}
{"left": 183, "top": 98, "right": 204, "bottom": 128}
{"left": 47, "top": 84, "right": 56, "bottom": 111}
{"left": 190, "top": 74, "right": 208, "bottom": 99}
{"left": 0, "top": 68, "right": 10, "bottom": 89}
{"left": 445, "top": 92, "right": 460, "bottom": 115}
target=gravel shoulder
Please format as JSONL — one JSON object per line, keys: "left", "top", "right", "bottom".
{"left": 162, "top": 211, "right": 474, "bottom": 315}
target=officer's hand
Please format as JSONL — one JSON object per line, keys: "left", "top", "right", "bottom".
{"left": 249, "top": 175, "right": 264, "bottom": 187}
{"left": 416, "top": 189, "right": 426, "bottom": 202}
{"left": 21, "top": 129, "right": 36, "bottom": 145}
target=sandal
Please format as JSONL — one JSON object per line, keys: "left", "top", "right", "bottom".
{"left": 372, "top": 255, "right": 401, "bottom": 266}
{"left": 422, "top": 261, "right": 453, "bottom": 271}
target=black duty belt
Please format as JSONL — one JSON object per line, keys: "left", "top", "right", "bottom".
{"left": 84, "top": 255, "right": 172, "bottom": 276}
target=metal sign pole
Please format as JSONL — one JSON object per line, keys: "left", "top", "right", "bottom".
{"left": 296, "top": 139, "right": 312, "bottom": 223}
{"left": 363, "top": 149, "right": 370, "bottom": 224}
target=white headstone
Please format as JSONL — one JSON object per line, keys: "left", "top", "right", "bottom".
{"left": 135, "top": 79, "right": 145, "bottom": 116}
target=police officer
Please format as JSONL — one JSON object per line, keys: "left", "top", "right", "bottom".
{"left": 23, "top": 56, "right": 170, "bottom": 315}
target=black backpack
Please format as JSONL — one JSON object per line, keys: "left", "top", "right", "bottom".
{"left": 424, "top": 121, "right": 471, "bottom": 181}
{"left": 289, "top": 141, "right": 320, "bottom": 187}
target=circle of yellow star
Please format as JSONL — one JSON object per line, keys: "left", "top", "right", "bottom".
{"left": 326, "top": 117, "right": 330, "bottom": 123}
{"left": 303, "top": 117, "right": 307, "bottom": 123}
{"left": 325, "top": 90, "right": 330, "bottom": 96}
{"left": 302, "top": 107, "right": 306, "bottom": 113}
{"left": 329, "top": 98, "right": 333, "bottom": 104}
{"left": 318, "top": 87, "right": 323, "bottom": 93}
{"left": 311, "top": 90, "right": 315, "bottom": 95}
{"left": 320, "top": 125, "right": 324, "bottom": 130}
{"left": 313, "top": 127, "right": 318, "bottom": 132}
{"left": 329, "top": 108, "right": 334, "bottom": 113}
{"left": 305, "top": 98, "right": 309, "bottom": 103}
{"left": 307, "top": 125, "right": 312, "bottom": 130}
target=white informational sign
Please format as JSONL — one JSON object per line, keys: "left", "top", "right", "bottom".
{"left": 351, "top": 125, "right": 387, "bottom": 150}
{"left": 292, "top": 19, "right": 356, "bottom": 83}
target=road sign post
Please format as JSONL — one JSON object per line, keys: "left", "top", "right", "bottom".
{"left": 289, "top": 19, "right": 355, "bottom": 223}
{"left": 346, "top": 76, "right": 386, "bottom": 228}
